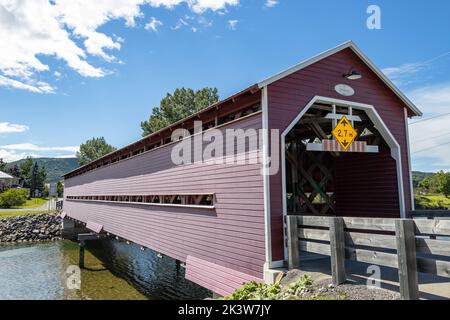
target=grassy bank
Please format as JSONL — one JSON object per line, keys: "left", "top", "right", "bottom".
{"left": 11, "top": 198, "right": 47, "bottom": 209}
{"left": 415, "top": 194, "right": 450, "bottom": 209}
{"left": 0, "top": 210, "right": 50, "bottom": 219}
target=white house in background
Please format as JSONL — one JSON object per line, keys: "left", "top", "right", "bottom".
{"left": 0, "top": 171, "right": 19, "bottom": 191}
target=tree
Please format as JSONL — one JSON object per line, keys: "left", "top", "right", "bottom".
{"left": 0, "top": 189, "right": 28, "bottom": 208}
{"left": 0, "top": 158, "right": 6, "bottom": 172}
{"left": 29, "top": 162, "right": 42, "bottom": 197}
{"left": 19, "top": 157, "right": 34, "bottom": 187}
{"left": 442, "top": 176, "right": 450, "bottom": 198}
{"left": 140, "top": 87, "right": 219, "bottom": 136}
{"left": 40, "top": 165, "right": 47, "bottom": 187}
{"left": 56, "top": 181, "right": 64, "bottom": 197}
{"left": 42, "top": 184, "right": 49, "bottom": 198}
{"left": 8, "top": 165, "right": 20, "bottom": 179}
{"left": 77, "top": 137, "right": 117, "bottom": 166}
{"left": 436, "top": 171, "right": 450, "bottom": 197}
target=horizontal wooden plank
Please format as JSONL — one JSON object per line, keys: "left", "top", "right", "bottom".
{"left": 297, "top": 215, "right": 330, "bottom": 228}
{"left": 343, "top": 217, "right": 396, "bottom": 232}
{"left": 416, "top": 238, "right": 450, "bottom": 256}
{"left": 345, "top": 231, "right": 396, "bottom": 249}
{"left": 345, "top": 247, "right": 398, "bottom": 268}
{"left": 417, "top": 258, "right": 450, "bottom": 278}
{"left": 414, "top": 219, "right": 450, "bottom": 236}
{"left": 299, "top": 241, "right": 331, "bottom": 256}
{"left": 410, "top": 210, "right": 450, "bottom": 218}
{"left": 298, "top": 228, "right": 330, "bottom": 241}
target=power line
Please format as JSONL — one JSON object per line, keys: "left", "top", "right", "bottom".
{"left": 412, "top": 131, "right": 450, "bottom": 143}
{"left": 412, "top": 140, "right": 450, "bottom": 154}
{"left": 409, "top": 113, "right": 450, "bottom": 125}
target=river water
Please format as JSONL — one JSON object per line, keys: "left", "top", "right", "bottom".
{"left": 0, "top": 239, "right": 211, "bottom": 300}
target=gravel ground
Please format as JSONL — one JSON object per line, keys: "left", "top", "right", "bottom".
{"left": 280, "top": 269, "right": 400, "bottom": 300}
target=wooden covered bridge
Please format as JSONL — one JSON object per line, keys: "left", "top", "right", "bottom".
{"left": 62, "top": 41, "right": 422, "bottom": 297}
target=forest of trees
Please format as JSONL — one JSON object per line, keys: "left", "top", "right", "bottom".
{"left": 414, "top": 171, "right": 450, "bottom": 197}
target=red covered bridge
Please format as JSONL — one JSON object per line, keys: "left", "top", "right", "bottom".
{"left": 62, "top": 41, "right": 421, "bottom": 296}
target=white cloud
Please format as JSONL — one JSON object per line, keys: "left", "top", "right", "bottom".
{"left": 192, "top": 0, "right": 238, "bottom": 13}
{"left": 0, "top": 143, "right": 79, "bottom": 153}
{"left": 382, "top": 52, "right": 450, "bottom": 87}
{"left": 0, "top": 122, "right": 29, "bottom": 133}
{"left": 55, "top": 154, "right": 78, "bottom": 159}
{"left": 408, "top": 83, "right": 450, "bottom": 171}
{"left": 0, "top": 75, "right": 55, "bottom": 94}
{"left": 265, "top": 0, "right": 279, "bottom": 8}
{"left": 0, "top": 143, "right": 79, "bottom": 162}
{"left": 228, "top": 19, "right": 238, "bottom": 30}
{"left": 0, "top": 149, "right": 39, "bottom": 162}
{"left": 409, "top": 83, "right": 450, "bottom": 116}
{"left": 145, "top": 17, "right": 163, "bottom": 32}
{"left": 0, "top": 0, "right": 240, "bottom": 94}
{"left": 147, "top": 0, "right": 239, "bottom": 12}
{"left": 172, "top": 18, "right": 189, "bottom": 30}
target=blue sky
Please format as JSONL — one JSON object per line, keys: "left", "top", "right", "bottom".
{"left": 0, "top": 0, "right": 449, "bottom": 172}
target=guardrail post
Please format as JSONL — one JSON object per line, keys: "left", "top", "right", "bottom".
{"left": 395, "top": 219, "right": 419, "bottom": 300}
{"left": 287, "top": 215, "right": 300, "bottom": 269}
{"left": 329, "top": 217, "right": 346, "bottom": 285}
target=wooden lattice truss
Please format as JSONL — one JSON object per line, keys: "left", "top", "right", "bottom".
{"left": 285, "top": 103, "right": 384, "bottom": 216}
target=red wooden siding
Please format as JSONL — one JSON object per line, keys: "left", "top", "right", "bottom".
{"left": 185, "top": 255, "right": 262, "bottom": 297}
{"left": 268, "top": 48, "right": 413, "bottom": 261}
{"left": 64, "top": 114, "right": 266, "bottom": 293}
{"left": 334, "top": 146, "right": 400, "bottom": 218}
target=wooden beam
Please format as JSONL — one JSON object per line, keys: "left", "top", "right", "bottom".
{"left": 330, "top": 217, "right": 346, "bottom": 285}
{"left": 395, "top": 219, "right": 419, "bottom": 300}
{"left": 287, "top": 216, "right": 300, "bottom": 269}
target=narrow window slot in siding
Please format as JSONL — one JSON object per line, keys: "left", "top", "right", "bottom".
{"left": 66, "top": 194, "right": 215, "bottom": 209}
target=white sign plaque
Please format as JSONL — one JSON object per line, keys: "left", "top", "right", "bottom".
{"left": 335, "top": 84, "right": 355, "bottom": 97}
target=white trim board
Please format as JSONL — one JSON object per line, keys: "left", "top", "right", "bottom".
{"left": 404, "top": 108, "right": 415, "bottom": 211}
{"left": 261, "top": 87, "right": 274, "bottom": 269}
{"left": 257, "top": 41, "right": 422, "bottom": 117}
{"left": 279, "top": 96, "right": 407, "bottom": 260}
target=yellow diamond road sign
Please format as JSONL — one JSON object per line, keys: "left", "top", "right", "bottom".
{"left": 332, "top": 115, "right": 358, "bottom": 151}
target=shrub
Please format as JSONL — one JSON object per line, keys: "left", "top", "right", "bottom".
{"left": 223, "top": 281, "right": 281, "bottom": 300}
{"left": 0, "top": 189, "right": 28, "bottom": 208}
{"left": 223, "top": 275, "right": 314, "bottom": 300}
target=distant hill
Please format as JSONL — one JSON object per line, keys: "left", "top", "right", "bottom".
{"left": 6, "top": 158, "right": 79, "bottom": 183}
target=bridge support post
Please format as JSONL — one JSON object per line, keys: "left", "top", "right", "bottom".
{"left": 62, "top": 217, "right": 76, "bottom": 239}
{"left": 62, "top": 217, "right": 75, "bottom": 230}
{"left": 79, "top": 240, "right": 85, "bottom": 269}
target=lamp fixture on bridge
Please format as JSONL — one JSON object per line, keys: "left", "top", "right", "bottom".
{"left": 343, "top": 68, "right": 362, "bottom": 80}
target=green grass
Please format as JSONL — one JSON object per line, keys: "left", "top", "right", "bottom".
{"left": 415, "top": 194, "right": 450, "bottom": 209}
{"left": 11, "top": 198, "right": 47, "bottom": 209}
{"left": 0, "top": 210, "right": 50, "bottom": 219}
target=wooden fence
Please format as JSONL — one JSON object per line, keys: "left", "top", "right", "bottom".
{"left": 286, "top": 215, "right": 450, "bottom": 300}
{"left": 409, "top": 210, "right": 450, "bottom": 219}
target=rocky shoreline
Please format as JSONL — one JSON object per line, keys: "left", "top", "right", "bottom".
{"left": 0, "top": 214, "right": 62, "bottom": 243}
